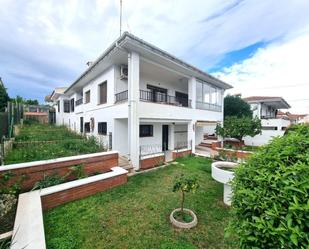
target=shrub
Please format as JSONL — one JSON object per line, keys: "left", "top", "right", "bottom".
{"left": 216, "top": 116, "right": 262, "bottom": 141}
{"left": 0, "top": 194, "right": 17, "bottom": 218}
{"left": 228, "top": 124, "right": 309, "bottom": 248}
{"left": 32, "top": 174, "right": 65, "bottom": 190}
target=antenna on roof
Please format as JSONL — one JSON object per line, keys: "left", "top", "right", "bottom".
{"left": 120, "top": 0, "right": 123, "bottom": 36}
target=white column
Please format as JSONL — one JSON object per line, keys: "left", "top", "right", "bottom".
{"left": 128, "top": 51, "right": 140, "bottom": 170}
{"left": 187, "top": 120, "right": 196, "bottom": 153}
{"left": 168, "top": 124, "right": 175, "bottom": 151}
{"left": 188, "top": 77, "right": 196, "bottom": 109}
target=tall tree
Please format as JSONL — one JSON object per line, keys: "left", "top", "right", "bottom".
{"left": 11, "top": 95, "right": 39, "bottom": 105}
{"left": 0, "top": 81, "right": 10, "bottom": 112}
{"left": 224, "top": 95, "right": 252, "bottom": 118}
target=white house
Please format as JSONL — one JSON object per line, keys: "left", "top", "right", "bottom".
{"left": 50, "top": 32, "right": 232, "bottom": 170}
{"left": 243, "top": 96, "right": 291, "bottom": 146}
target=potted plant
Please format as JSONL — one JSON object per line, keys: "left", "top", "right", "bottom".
{"left": 170, "top": 174, "right": 199, "bottom": 229}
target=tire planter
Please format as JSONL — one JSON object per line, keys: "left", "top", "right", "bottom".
{"left": 170, "top": 208, "right": 197, "bottom": 229}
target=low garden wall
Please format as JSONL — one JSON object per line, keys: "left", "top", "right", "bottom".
{"left": 11, "top": 166, "right": 128, "bottom": 249}
{"left": 214, "top": 147, "right": 253, "bottom": 161}
{"left": 172, "top": 149, "right": 191, "bottom": 160}
{"left": 41, "top": 170, "right": 127, "bottom": 210}
{"left": 0, "top": 151, "right": 118, "bottom": 191}
{"left": 140, "top": 154, "right": 165, "bottom": 170}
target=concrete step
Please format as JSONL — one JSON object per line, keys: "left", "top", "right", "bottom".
{"left": 118, "top": 156, "right": 134, "bottom": 173}
{"left": 203, "top": 135, "right": 218, "bottom": 140}
{"left": 199, "top": 143, "right": 212, "bottom": 148}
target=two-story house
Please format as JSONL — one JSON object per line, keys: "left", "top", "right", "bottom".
{"left": 243, "top": 96, "right": 291, "bottom": 146}
{"left": 51, "top": 32, "right": 232, "bottom": 170}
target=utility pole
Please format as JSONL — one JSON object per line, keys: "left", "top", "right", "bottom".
{"left": 120, "top": 0, "right": 122, "bottom": 36}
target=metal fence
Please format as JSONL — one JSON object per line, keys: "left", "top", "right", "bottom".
{"left": 139, "top": 144, "right": 163, "bottom": 156}
{"left": 6, "top": 102, "right": 23, "bottom": 138}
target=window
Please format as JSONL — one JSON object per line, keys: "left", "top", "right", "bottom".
{"left": 57, "top": 100, "right": 60, "bottom": 112}
{"left": 175, "top": 91, "right": 188, "bottom": 107}
{"left": 63, "top": 100, "right": 70, "bottom": 113}
{"left": 80, "top": 117, "right": 84, "bottom": 133}
{"left": 139, "top": 125, "right": 153, "bottom": 137}
{"left": 70, "top": 98, "right": 75, "bottom": 112}
{"left": 262, "top": 126, "right": 278, "bottom": 130}
{"left": 84, "top": 122, "right": 90, "bottom": 133}
{"left": 85, "top": 90, "right": 90, "bottom": 103}
{"left": 281, "top": 127, "right": 287, "bottom": 131}
{"left": 196, "top": 80, "right": 223, "bottom": 111}
{"left": 98, "top": 81, "right": 107, "bottom": 104}
{"left": 98, "top": 122, "right": 107, "bottom": 135}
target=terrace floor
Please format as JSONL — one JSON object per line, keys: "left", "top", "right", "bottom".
{"left": 44, "top": 156, "right": 237, "bottom": 249}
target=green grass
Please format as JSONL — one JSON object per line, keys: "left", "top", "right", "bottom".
{"left": 44, "top": 156, "right": 237, "bottom": 249}
{"left": 4, "top": 124, "right": 103, "bottom": 164}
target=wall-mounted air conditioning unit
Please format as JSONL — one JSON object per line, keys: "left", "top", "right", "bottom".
{"left": 120, "top": 65, "right": 128, "bottom": 80}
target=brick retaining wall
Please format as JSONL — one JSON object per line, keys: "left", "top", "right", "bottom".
{"left": 0, "top": 152, "right": 118, "bottom": 190}
{"left": 140, "top": 155, "right": 165, "bottom": 170}
{"left": 41, "top": 173, "right": 127, "bottom": 210}
{"left": 172, "top": 149, "right": 191, "bottom": 160}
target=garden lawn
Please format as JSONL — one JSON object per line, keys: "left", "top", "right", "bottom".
{"left": 44, "top": 156, "right": 237, "bottom": 249}
{"left": 4, "top": 124, "right": 103, "bottom": 164}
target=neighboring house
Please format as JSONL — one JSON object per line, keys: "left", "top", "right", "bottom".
{"left": 299, "top": 114, "right": 309, "bottom": 124}
{"left": 277, "top": 111, "right": 307, "bottom": 124}
{"left": 23, "top": 105, "right": 52, "bottom": 124}
{"left": 243, "top": 96, "right": 291, "bottom": 146}
{"left": 50, "top": 32, "right": 232, "bottom": 170}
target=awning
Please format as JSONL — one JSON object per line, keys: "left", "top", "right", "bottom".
{"left": 196, "top": 121, "right": 220, "bottom": 126}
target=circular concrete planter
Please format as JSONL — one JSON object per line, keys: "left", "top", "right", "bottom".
{"left": 211, "top": 161, "right": 238, "bottom": 206}
{"left": 170, "top": 208, "right": 197, "bottom": 229}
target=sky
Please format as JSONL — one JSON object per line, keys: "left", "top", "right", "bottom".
{"left": 1, "top": 0, "right": 309, "bottom": 113}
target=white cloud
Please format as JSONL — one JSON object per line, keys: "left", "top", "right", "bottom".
{"left": 214, "top": 27, "right": 309, "bottom": 114}
{"left": 1, "top": 0, "right": 309, "bottom": 103}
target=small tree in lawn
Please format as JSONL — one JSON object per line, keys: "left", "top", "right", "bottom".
{"left": 173, "top": 174, "right": 199, "bottom": 214}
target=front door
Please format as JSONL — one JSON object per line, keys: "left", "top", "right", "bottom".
{"left": 162, "top": 125, "right": 169, "bottom": 151}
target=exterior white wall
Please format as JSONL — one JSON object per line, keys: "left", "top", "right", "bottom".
{"left": 138, "top": 101, "right": 222, "bottom": 121}
{"left": 54, "top": 53, "right": 226, "bottom": 166}
{"left": 203, "top": 124, "right": 216, "bottom": 135}
{"left": 113, "top": 118, "right": 128, "bottom": 155}
{"left": 114, "top": 65, "right": 128, "bottom": 94}
{"left": 174, "top": 124, "right": 187, "bottom": 145}
{"left": 195, "top": 125, "right": 204, "bottom": 145}
{"left": 244, "top": 118, "right": 290, "bottom": 146}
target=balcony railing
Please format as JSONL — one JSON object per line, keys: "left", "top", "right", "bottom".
{"left": 196, "top": 101, "right": 221, "bottom": 112}
{"left": 75, "top": 98, "right": 83, "bottom": 106}
{"left": 140, "top": 90, "right": 191, "bottom": 108}
{"left": 115, "top": 90, "right": 128, "bottom": 103}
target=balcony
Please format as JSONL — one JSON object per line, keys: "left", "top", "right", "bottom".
{"left": 115, "top": 90, "right": 128, "bottom": 103}
{"left": 139, "top": 90, "right": 191, "bottom": 108}
{"left": 75, "top": 98, "right": 83, "bottom": 106}
{"left": 115, "top": 90, "right": 191, "bottom": 108}
{"left": 196, "top": 101, "right": 221, "bottom": 112}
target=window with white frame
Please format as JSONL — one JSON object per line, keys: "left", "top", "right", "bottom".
{"left": 196, "top": 81, "right": 223, "bottom": 111}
